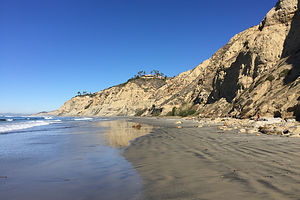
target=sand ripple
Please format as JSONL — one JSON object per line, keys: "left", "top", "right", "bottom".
{"left": 124, "top": 118, "right": 300, "bottom": 200}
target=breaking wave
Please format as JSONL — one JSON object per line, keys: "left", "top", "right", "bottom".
{"left": 73, "top": 117, "right": 93, "bottom": 121}
{"left": 0, "top": 120, "right": 60, "bottom": 134}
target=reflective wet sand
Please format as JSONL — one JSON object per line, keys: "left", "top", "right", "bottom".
{"left": 99, "top": 120, "right": 153, "bottom": 147}
{"left": 0, "top": 120, "right": 142, "bottom": 200}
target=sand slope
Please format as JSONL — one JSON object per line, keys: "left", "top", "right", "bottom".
{"left": 124, "top": 118, "right": 300, "bottom": 200}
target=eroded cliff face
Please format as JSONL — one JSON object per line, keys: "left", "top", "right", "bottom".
{"left": 54, "top": 0, "right": 300, "bottom": 120}
{"left": 198, "top": 0, "right": 300, "bottom": 119}
{"left": 54, "top": 78, "right": 167, "bottom": 116}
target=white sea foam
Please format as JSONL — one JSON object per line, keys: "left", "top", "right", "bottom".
{"left": 0, "top": 120, "right": 59, "bottom": 133}
{"left": 44, "top": 116, "right": 53, "bottom": 119}
{"left": 74, "top": 117, "right": 93, "bottom": 121}
{"left": 6, "top": 119, "right": 14, "bottom": 122}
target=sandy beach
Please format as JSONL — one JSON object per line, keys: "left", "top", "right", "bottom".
{"left": 1, "top": 117, "right": 299, "bottom": 200}
{"left": 124, "top": 117, "right": 300, "bottom": 200}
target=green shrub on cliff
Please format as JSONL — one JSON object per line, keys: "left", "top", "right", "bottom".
{"left": 166, "top": 105, "right": 196, "bottom": 117}
{"left": 166, "top": 107, "right": 177, "bottom": 116}
{"left": 266, "top": 74, "right": 275, "bottom": 82}
{"left": 177, "top": 108, "right": 196, "bottom": 117}
{"left": 135, "top": 108, "right": 147, "bottom": 116}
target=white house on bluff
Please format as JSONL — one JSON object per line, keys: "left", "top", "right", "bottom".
{"left": 142, "top": 74, "right": 163, "bottom": 79}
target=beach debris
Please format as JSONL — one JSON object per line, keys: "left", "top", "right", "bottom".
{"left": 283, "top": 129, "right": 290, "bottom": 134}
{"left": 193, "top": 117, "right": 299, "bottom": 138}
{"left": 194, "top": 125, "right": 203, "bottom": 128}
{"left": 219, "top": 126, "right": 233, "bottom": 131}
{"left": 252, "top": 118, "right": 283, "bottom": 128}
{"left": 177, "top": 126, "right": 182, "bottom": 129}
{"left": 256, "top": 134, "right": 261, "bottom": 136}
{"left": 239, "top": 129, "right": 246, "bottom": 133}
{"left": 247, "top": 129, "right": 257, "bottom": 134}
{"left": 176, "top": 121, "right": 182, "bottom": 124}
{"left": 132, "top": 123, "right": 142, "bottom": 130}
{"left": 258, "top": 126, "right": 282, "bottom": 135}
{"left": 286, "top": 119, "right": 296, "bottom": 123}
{"left": 281, "top": 129, "right": 291, "bottom": 137}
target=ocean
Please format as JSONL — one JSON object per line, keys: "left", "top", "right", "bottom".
{"left": 0, "top": 115, "right": 142, "bottom": 200}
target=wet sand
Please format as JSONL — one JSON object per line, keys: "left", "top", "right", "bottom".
{"left": 0, "top": 119, "right": 142, "bottom": 200}
{"left": 124, "top": 117, "right": 300, "bottom": 200}
{"left": 99, "top": 120, "right": 153, "bottom": 147}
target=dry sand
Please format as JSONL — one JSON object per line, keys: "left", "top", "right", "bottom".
{"left": 124, "top": 117, "right": 300, "bottom": 200}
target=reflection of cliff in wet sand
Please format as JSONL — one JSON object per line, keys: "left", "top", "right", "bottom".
{"left": 99, "top": 120, "right": 153, "bottom": 147}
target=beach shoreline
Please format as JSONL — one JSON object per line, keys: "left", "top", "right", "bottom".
{"left": 0, "top": 117, "right": 142, "bottom": 200}
{"left": 123, "top": 117, "right": 300, "bottom": 200}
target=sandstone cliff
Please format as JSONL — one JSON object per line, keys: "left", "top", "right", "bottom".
{"left": 53, "top": 0, "right": 300, "bottom": 120}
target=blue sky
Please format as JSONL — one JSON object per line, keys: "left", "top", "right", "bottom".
{"left": 0, "top": 0, "right": 278, "bottom": 113}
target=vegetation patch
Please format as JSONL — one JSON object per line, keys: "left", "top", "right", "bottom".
{"left": 166, "top": 107, "right": 177, "bottom": 116}
{"left": 135, "top": 108, "right": 147, "bottom": 116}
{"left": 166, "top": 105, "right": 197, "bottom": 117}
{"left": 151, "top": 109, "right": 162, "bottom": 116}
{"left": 76, "top": 91, "right": 97, "bottom": 97}
{"left": 266, "top": 74, "right": 275, "bottom": 82}
{"left": 177, "top": 108, "right": 196, "bottom": 117}
{"left": 130, "top": 69, "right": 167, "bottom": 80}
{"left": 149, "top": 105, "right": 163, "bottom": 116}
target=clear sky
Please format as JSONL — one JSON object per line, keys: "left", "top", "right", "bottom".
{"left": 0, "top": 0, "right": 278, "bottom": 113}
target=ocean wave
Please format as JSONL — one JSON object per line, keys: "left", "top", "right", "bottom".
{"left": 0, "top": 120, "right": 60, "bottom": 134}
{"left": 0, "top": 118, "right": 14, "bottom": 122}
{"left": 44, "top": 116, "right": 53, "bottom": 120}
{"left": 74, "top": 117, "right": 93, "bottom": 121}
{"left": 0, "top": 117, "right": 45, "bottom": 122}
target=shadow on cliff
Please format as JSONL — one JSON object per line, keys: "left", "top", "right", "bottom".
{"left": 206, "top": 51, "right": 253, "bottom": 104}
{"left": 282, "top": 0, "right": 300, "bottom": 84}
{"left": 282, "top": 1, "right": 300, "bottom": 121}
